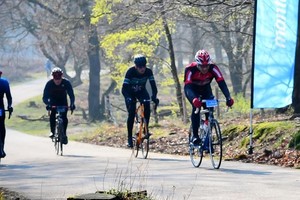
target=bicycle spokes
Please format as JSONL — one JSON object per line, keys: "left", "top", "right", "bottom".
{"left": 209, "top": 120, "right": 222, "bottom": 169}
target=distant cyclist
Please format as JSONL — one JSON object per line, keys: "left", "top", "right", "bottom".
{"left": 42, "top": 67, "right": 75, "bottom": 145}
{"left": 0, "top": 71, "right": 13, "bottom": 158}
{"left": 184, "top": 49, "right": 234, "bottom": 145}
{"left": 122, "top": 54, "right": 159, "bottom": 148}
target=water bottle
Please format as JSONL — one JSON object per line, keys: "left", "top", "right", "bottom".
{"left": 200, "top": 119, "right": 204, "bottom": 131}
{"left": 203, "top": 123, "right": 208, "bottom": 133}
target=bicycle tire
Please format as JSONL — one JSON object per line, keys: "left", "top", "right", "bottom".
{"left": 189, "top": 125, "right": 203, "bottom": 167}
{"left": 59, "top": 124, "right": 64, "bottom": 156}
{"left": 54, "top": 134, "right": 60, "bottom": 155}
{"left": 55, "top": 121, "right": 64, "bottom": 156}
{"left": 141, "top": 118, "right": 149, "bottom": 159}
{"left": 209, "top": 119, "right": 222, "bottom": 169}
{"left": 133, "top": 114, "right": 141, "bottom": 158}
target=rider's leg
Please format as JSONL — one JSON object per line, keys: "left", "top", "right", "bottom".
{"left": 62, "top": 112, "right": 68, "bottom": 135}
{"left": 126, "top": 98, "right": 136, "bottom": 147}
{"left": 191, "top": 107, "right": 200, "bottom": 138}
{"left": 0, "top": 113, "right": 6, "bottom": 158}
{"left": 138, "top": 92, "right": 151, "bottom": 136}
{"left": 49, "top": 109, "right": 56, "bottom": 137}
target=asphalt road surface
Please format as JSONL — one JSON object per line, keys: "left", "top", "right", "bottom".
{"left": 0, "top": 78, "right": 300, "bottom": 200}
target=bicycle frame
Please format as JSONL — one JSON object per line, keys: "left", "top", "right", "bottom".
{"left": 133, "top": 100, "right": 151, "bottom": 159}
{"left": 189, "top": 99, "right": 223, "bottom": 169}
{"left": 49, "top": 106, "right": 68, "bottom": 156}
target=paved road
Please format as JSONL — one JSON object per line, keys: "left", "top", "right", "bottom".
{"left": 1, "top": 78, "right": 300, "bottom": 200}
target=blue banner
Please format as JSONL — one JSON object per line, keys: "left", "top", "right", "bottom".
{"left": 252, "top": 0, "right": 299, "bottom": 108}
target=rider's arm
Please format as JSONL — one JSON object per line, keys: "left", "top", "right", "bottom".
{"left": 65, "top": 80, "right": 75, "bottom": 105}
{"left": 183, "top": 67, "right": 198, "bottom": 102}
{"left": 212, "top": 65, "right": 231, "bottom": 100}
{"left": 4, "top": 80, "right": 12, "bottom": 108}
{"left": 42, "top": 81, "right": 51, "bottom": 105}
{"left": 121, "top": 68, "right": 132, "bottom": 99}
{"left": 148, "top": 69, "right": 158, "bottom": 99}
{"left": 217, "top": 80, "right": 231, "bottom": 100}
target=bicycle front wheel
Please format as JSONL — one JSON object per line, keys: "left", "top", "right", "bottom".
{"left": 132, "top": 136, "right": 139, "bottom": 157}
{"left": 56, "top": 123, "right": 64, "bottom": 156}
{"left": 209, "top": 119, "right": 222, "bottom": 169}
{"left": 189, "top": 126, "right": 203, "bottom": 167}
{"left": 141, "top": 119, "right": 149, "bottom": 159}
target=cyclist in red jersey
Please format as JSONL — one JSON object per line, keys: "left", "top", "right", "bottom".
{"left": 184, "top": 49, "right": 234, "bottom": 145}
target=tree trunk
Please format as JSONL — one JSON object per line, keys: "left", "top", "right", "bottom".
{"left": 87, "top": 24, "right": 102, "bottom": 121}
{"left": 161, "top": 8, "right": 184, "bottom": 120}
{"left": 80, "top": 1, "right": 102, "bottom": 121}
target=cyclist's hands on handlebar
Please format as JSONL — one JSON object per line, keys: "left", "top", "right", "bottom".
{"left": 226, "top": 98, "right": 234, "bottom": 108}
{"left": 7, "top": 106, "right": 13, "bottom": 119}
{"left": 46, "top": 105, "right": 51, "bottom": 111}
{"left": 70, "top": 104, "right": 76, "bottom": 114}
{"left": 192, "top": 98, "right": 202, "bottom": 108}
{"left": 151, "top": 96, "right": 159, "bottom": 109}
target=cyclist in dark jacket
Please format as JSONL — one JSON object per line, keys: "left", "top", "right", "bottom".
{"left": 42, "top": 67, "right": 75, "bottom": 145}
{"left": 122, "top": 54, "right": 159, "bottom": 148}
{"left": 0, "top": 71, "right": 13, "bottom": 158}
{"left": 184, "top": 49, "right": 234, "bottom": 145}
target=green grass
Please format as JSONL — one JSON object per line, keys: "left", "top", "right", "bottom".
{"left": 6, "top": 96, "right": 49, "bottom": 136}
{"left": 6, "top": 95, "right": 99, "bottom": 138}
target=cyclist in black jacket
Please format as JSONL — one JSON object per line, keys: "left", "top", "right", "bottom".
{"left": 122, "top": 54, "right": 159, "bottom": 148}
{"left": 42, "top": 67, "right": 75, "bottom": 145}
{"left": 184, "top": 49, "right": 234, "bottom": 145}
{"left": 0, "top": 71, "right": 13, "bottom": 158}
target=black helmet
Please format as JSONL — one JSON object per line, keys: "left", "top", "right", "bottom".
{"left": 51, "top": 67, "right": 63, "bottom": 80}
{"left": 134, "top": 54, "right": 147, "bottom": 67}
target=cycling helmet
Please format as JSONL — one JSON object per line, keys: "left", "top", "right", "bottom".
{"left": 134, "top": 54, "right": 147, "bottom": 67}
{"left": 51, "top": 67, "right": 63, "bottom": 80}
{"left": 195, "top": 49, "right": 211, "bottom": 65}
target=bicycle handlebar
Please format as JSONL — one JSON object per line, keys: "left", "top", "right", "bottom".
{"left": 137, "top": 99, "right": 159, "bottom": 110}
{"left": 194, "top": 99, "right": 226, "bottom": 114}
{"left": 4, "top": 110, "right": 12, "bottom": 119}
{"left": 48, "top": 106, "right": 73, "bottom": 116}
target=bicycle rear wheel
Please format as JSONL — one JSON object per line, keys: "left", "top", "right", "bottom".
{"left": 209, "top": 119, "right": 222, "bottom": 169}
{"left": 141, "top": 119, "right": 149, "bottom": 159}
{"left": 189, "top": 126, "right": 203, "bottom": 167}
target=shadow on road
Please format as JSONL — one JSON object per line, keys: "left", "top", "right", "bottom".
{"left": 62, "top": 155, "right": 94, "bottom": 158}
{"left": 145, "top": 157, "right": 187, "bottom": 162}
{"left": 219, "top": 167, "right": 271, "bottom": 175}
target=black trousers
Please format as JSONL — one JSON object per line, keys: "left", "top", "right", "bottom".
{"left": 0, "top": 110, "right": 6, "bottom": 150}
{"left": 49, "top": 108, "right": 68, "bottom": 136}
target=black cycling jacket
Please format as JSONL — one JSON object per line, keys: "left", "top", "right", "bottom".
{"left": 122, "top": 66, "right": 157, "bottom": 99}
{"left": 42, "top": 78, "right": 75, "bottom": 106}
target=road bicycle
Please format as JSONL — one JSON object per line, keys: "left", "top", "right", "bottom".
{"left": 48, "top": 106, "right": 70, "bottom": 156}
{"left": 0, "top": 109, "right": 12, "bottom": 163}
{"left": 188, "top": 99, "right": 224, "bottom": 169}
{"left": 132, "top": 99, "right": 158, "bottom": 159}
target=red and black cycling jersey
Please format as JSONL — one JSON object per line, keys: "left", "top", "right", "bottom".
{"left": 122, "top": 66, "right": 157, "bottom": 99}
{"left": 184, "top": 62, "right": 230, "bottom": 100}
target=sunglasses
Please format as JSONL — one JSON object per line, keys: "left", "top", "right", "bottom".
{"left": 136, "top": 65, "right": 146, "bottom": 69}
{"left": 198, "top": 64, "right": 209, "bottom": 68}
